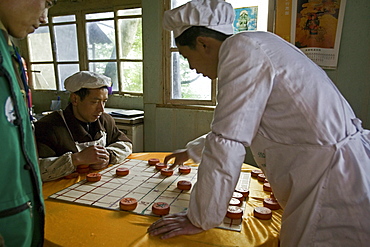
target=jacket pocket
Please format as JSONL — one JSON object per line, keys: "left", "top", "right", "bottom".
{"left": 0, "top": 201, "right": 34, "bottom": 246}
{"left": 0, "top": 201, "right": 32, "bottom": 218}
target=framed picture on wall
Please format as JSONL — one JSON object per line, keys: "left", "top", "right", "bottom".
{"left": 290, "top": 0, "right": 347, "bottom": 69}
{"left": 233, "top": 7, "right": 258, "bottom": 32}
{"left": 227, "top": 0, "right": 273, "bottom": 32}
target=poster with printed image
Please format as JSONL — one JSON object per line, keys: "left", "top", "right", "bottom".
{"left": 233, "top": 7, "right": 258, "bottom": 32}
{"left": 227, "top": 0, "right": 271, "bottom": 32}
{"left": 290, "top": 0, "right": 347, "bottom": 69}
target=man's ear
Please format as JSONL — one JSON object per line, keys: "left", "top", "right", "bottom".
{"left": 70, "top": 93, "right": 79, "bottom": 106}
{"left": 196, "top": 36, "right": 207, "bottom": 47}
{"left": 196, "top": 36, "right": 212, "bottom": 53}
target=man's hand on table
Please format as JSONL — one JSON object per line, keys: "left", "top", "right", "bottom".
{"left": 164, "top": 149, "right": 189, "bottom": 170}
{"left": 147, "top": 212, "right": 203, "bottom": 239}
{"left": 72, "top": 145, "right": 110, "bottom": 169}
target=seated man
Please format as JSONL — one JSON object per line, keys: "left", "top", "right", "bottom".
{"left": 35, "top": 71, "right": 132, "bottom": 181}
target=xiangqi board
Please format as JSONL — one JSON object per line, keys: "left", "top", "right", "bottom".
{"left": 49, "top": 158, "right": 251, "bottom": 231}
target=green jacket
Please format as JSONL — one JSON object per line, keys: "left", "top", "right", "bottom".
{"left": 0, "top": 30, "right": 45, "bottom": 246}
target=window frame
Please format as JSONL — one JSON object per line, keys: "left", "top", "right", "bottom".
{"left": 163, "top": 0, "right": 217, "bottom": 106}
{"left": 163, "top": 0, "right": 275, "bottom": 106}
{"left": 27, "top": 4, "right": 143, "bottom": 96}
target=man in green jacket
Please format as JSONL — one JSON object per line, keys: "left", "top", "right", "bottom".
{"left": 0, "top": 1, "right": 56, "bottom": 246}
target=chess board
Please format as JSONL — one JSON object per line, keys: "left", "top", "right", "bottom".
{"left": 49, "top": 158, "right": 251, "bottom": 231}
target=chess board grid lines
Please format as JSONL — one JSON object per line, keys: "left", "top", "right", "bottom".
{"left": 138, "top": 170, "right": 198, "bottom": 214}
{"left": 50, "top": 159, "right": 198, "bottom": 215}
{"left": 49, "top": 159, "right": 251, "bottom": 232}
{"left": 122, "top": 165, "right": 198, "bottom": 214}
{"left": 97, "top": 159, "right": 181, "bottom": 209}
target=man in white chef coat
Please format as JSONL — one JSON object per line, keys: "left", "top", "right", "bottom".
{"left": 147, "top": 0, "right": 370, "bottom": 246}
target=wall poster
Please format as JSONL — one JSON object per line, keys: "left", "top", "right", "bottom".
{"left": 233, "top": 7, "right": 258, "bottom": 32}
{"left": 227, "top": 0, "right": 271, "bottom": 33}
{"left": 290, "top": 0, "right": 347, "bottom": 69}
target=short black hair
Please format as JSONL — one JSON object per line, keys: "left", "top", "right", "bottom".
{"left": 175, "top": 26, "right": 232, "bottom": 49}
{"left": 73, "top": 86, "right": 108, "bottom": 101}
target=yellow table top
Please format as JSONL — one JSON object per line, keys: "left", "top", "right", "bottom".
{"left": 43, "top": 152, "right": 281, "bottom": 247}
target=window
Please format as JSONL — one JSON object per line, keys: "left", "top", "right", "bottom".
{"left": 164, "top": 0, "right": 274, "bottom": 105}
{"left": 165, "top": 0, "right": 215, "bottom": 105}
{"left": 27, "top": 7, "right": 143, "bottom": 94}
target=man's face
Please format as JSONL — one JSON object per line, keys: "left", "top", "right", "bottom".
{"left": 177, "top": 40, "right": 218, "bottom": 80}
{"left": 72, "top": 88, "right": 108, "bottom": 123}
{"left": 0, "top": 0, "right": 56, "bottom": 39}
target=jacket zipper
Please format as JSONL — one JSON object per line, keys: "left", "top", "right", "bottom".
{"left": 0, "top": 201, "right": 32, "bottom": 218}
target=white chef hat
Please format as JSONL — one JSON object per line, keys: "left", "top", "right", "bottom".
{"left": 163, "top": 0, "right": 235, "bottom": 38}
{"left": 64, "top": 71, "right": 112, "bottom": 93}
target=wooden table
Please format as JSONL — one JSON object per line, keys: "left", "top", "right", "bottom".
{"left": 43, "top": 153, "right": 281, "bottom": 247}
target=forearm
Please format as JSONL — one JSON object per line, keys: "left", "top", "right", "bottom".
{"left": 185, "top": 134, "right": 208, "bottom": 163}
{"left": 38, "top": 152, "right": 75, "bottom": 182}
{"left": 187, "top": 133, "right": 246, "bottom": 230}
{"left": 106, "top": 141, "right": 133, "bottom": 164}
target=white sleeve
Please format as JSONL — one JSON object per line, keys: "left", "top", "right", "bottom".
{"left": 106, "top": 141, "right": 133, "bottom": 164}
{"left": 38, "top": 152, "right": 75, "bottom": 182}
{"left": 187, "top": 133, "right": 246, "bottom": 229}
{"left": 185, "top": 134, "right": 208, "bottom": 163}
{"left": 187, "top": 34, "right": 274, "bottom": 229}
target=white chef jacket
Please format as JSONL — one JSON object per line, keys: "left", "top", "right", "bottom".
{"left": 185, "top": 31, "right": 370, "bottom": 246}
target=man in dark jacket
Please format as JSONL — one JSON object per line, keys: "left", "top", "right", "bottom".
{"left": 35, "top": 71, "right": 132, "bottom": 181}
